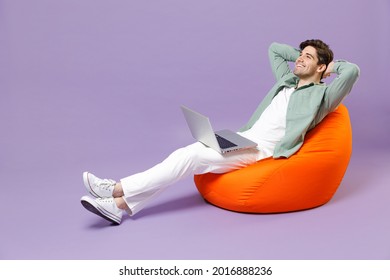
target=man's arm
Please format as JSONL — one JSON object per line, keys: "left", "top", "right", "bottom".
{"left": 268, "top": 42, "right": 300, "bottom": 82}
{"left": 239, "top": 43, "right": 300, "bottom": 132}
{"left": 320, "top": 60, "right": 360, "bottom": 114}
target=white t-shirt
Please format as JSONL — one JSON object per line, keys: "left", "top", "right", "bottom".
{"left": 239, "top": 86, "right": 294, "bottom": 158}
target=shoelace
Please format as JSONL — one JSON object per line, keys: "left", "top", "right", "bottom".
{"left": 97, "top": 179, "right": 116, "bottom": 191}
{"left": 99, "top": 197, "right": 114, "bottom": 203}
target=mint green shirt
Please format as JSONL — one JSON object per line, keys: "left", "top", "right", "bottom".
{"left": 240, "top": 42, "right": 360, "bottom": 158}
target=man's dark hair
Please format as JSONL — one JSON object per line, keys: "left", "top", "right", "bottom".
{"left": 299, "top": 39, "right": 334, "bottom": 67}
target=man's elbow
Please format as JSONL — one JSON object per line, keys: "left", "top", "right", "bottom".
{"left": 341, "top": 62, "right": 360, "bottom": 82}
{"left": 349, "top": 63, "right": 360, "bottom": 83}
{"left": 268, "top": 42, "right": 280, "bottom": 52}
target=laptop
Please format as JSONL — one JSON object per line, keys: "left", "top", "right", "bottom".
{"left": 181, "top": 105, "right": 258, "bottom": 154}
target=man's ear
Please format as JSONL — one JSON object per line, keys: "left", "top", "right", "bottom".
{"left": 316, "top": 64, "right": 327, "bottom": 74}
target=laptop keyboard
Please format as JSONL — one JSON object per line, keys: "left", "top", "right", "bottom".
{"left": 215, "top": 134, "right": 237, "bottom": 149}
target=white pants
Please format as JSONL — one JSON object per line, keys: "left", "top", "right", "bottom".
{"left": 120, "top": 142, "right": 268, "bottom": 216}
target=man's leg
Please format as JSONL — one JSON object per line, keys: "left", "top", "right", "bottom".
{"left": 81, "top": 142, "right": 260, "bottom": 223}
{"left": 120, "top": 142, "right": 260, "bottom": 216}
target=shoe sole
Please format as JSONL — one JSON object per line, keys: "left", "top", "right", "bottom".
{"left": 83, "top": 172, "right": 100, "bottom": 198}
{"left": 80, "top": 197, "right": 121, "bottom": 225}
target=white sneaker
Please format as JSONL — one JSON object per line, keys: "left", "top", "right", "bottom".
{"left": 83, "top": 172, "right": 116, "bottom": 198}
{"left": 81, "top": 196, "right": 123, "bottom": 225}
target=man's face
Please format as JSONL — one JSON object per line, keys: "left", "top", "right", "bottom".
{"left": 293, "top": 46, "right": 323, "bottom": 80}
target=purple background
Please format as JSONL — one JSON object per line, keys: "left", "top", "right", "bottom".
{"left": 1, "top": 0, "right": 390, "bottom": 259}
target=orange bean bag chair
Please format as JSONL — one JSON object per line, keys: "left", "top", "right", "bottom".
{"left": 194, "top": 104, "right": 352, "bottom": 213}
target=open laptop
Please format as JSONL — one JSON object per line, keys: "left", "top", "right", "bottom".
{"left": 181, "top": 105, "right": 258, "bottom": 154}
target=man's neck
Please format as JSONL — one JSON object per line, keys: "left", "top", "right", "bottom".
{"left": 297, "top": 77, "right": 321, "bottom": 88}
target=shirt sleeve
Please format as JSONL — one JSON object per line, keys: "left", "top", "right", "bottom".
{"left": 268, "top": 42, "right": 300, "bottom": 82}
{"left": 320, "top": 60, "right": 360, "bottom": 115}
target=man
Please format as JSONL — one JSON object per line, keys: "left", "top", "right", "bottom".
{"left": 80, "top": 39, "right": 360, "bottom": 225}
